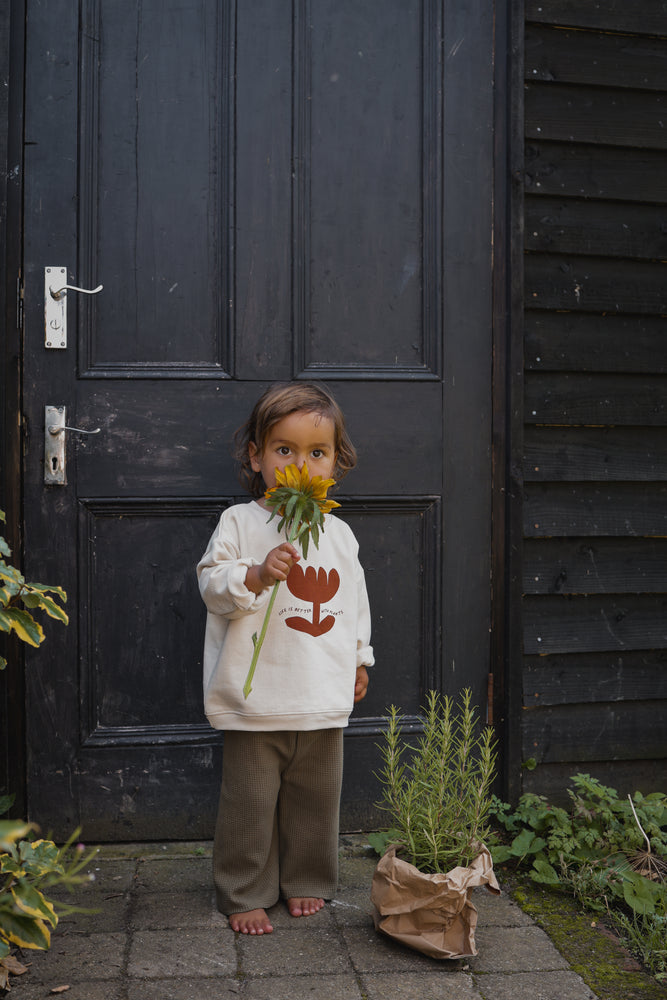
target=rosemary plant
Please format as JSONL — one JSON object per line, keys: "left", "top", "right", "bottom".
{"left": 375, "top": 689, "right": 497, "bottom": 873}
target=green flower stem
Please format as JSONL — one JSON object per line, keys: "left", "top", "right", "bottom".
{"left": 242, "top": 519, "right": 301, "bottom": 700}
{"left": 243, "top": 580, "right": 279, "bottom": 699}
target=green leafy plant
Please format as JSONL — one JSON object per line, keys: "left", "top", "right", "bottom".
{"left": 372, "top": 689, "right": 497, "bottom": 872}
{"left": 0, "top": 804, "right": 96, "bottom": 982}
{"left": 0, "top": 510, "right": 68, "bottom": 668}
{"left": 490, "top": 774, "right": 667, "bottom": 979}
{"left": 0, "top": 510, "right": 91, "bottom": 988}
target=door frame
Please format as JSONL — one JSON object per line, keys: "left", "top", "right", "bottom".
{"left": 1, "top": 0, "right": 525, "bottom": 819}
{"left": 1, "top": 0, "right": 27, "bottom": 817}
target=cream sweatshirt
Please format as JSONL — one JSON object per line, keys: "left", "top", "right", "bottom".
{"left": 197, "top": 501, "right": 374, "bottom": 731}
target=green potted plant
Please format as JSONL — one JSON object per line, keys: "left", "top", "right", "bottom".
{"left": 0, "top": 511, "right": 95, "bottom": 989}
{"left": 369, "top": 688, "right": 499, "bottom": 959}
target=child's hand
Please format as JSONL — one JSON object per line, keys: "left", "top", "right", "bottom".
{"left": 246, "top": 542, "right": 300, "bottom": 594}
{"left": 354, "top": 665, "right": 369, "bottom": 703}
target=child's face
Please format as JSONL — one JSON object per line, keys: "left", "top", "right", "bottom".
{"left": 249, "top": 409, "right": 337, "bottom": 492}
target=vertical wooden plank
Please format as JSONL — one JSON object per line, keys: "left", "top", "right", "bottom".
{"left": 22, "top": 0, "right": 82, "bottom": 829}
{"left": 234, "top": 0, "right": 293, "bottom": 379}
{"left": 441, "top": 0, "right": 495, "bottom": 708}
{"left": 492, "top": 0, "right": 525, "bottom": 802}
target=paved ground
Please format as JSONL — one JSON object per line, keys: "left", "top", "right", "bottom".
{"left": 9, "top": 838, "right": 599, "bottom": 1000}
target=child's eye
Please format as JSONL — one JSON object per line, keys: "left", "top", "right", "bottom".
{"left": 311, "top": 449, "right": 324, "bottom": 459}
{"left": 277, "top": 446, "right": 291, "bottom": 456}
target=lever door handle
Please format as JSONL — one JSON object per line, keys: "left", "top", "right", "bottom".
{"left": 48, "top": 422, "right": 101, "bottom": 436}
{"left": 49, "top": 281, "right": 104, "bottom": 301}
{"left": 44, "top": 267, "right": 103, "bottom": 349}
{"left": 44, "top": 406, "right": 100, "bottom": 485}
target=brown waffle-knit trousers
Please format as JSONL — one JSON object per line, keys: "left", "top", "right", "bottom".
{"left": 212, "top": 728, "right": 343, "bottom": 914}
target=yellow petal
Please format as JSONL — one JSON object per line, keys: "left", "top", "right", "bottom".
{"left": 299, "top": 462, "right": 310, "bottom": 489}
{"left": 284, "top": 464, "right": 302, "bottom": 489}
{"left": 310, "top": 475, "right": 336, "bottom": 500}
{"left": 273, "top": 467, "right": 287, "bottom": 488}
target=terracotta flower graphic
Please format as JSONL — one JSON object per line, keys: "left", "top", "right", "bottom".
{"left": 286, "top": 565, "right": 340, "bottom": 636}
{"left": 243, "top": 462, "right": 340, "bottom": 699}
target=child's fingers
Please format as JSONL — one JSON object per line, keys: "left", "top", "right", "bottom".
{"left": 265, "top": 544, "right": 299, "bottom": 582}
{"left": 277, "top": 542, "right": 300, "bottom": 561}
{"left": 353, "top": 667, "right": 369, "bottom": 703}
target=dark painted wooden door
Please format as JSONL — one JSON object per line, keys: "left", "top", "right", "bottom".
{"left": 21, "top": 1, "right": 495, "bottom": 839}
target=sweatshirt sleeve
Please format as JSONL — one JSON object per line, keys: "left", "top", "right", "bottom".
{"left": 355, "top": 555, "right": 375, "bottom": 669}
{"left": 197, "top": 512, "right": 270, "bottom": 619}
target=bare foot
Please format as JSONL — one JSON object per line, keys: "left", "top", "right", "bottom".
{"left": 287, "top": 896, "right": 325, "bottom": 917}
{"left": 228, "top": 908, "right": 274, "bottom": 935}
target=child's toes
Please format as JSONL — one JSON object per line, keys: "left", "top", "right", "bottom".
{"left": 229, "top": 908, "right": 274, "bottom": 934}
{"left": 287, "top": 896, "right": 325, "bottom": 917}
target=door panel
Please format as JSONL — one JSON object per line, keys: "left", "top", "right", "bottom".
{"left": 22, "top": 0, "right": 495, "bottom": 838}
{"left": 84, "top": 0, "right": 230, "bottom": 375}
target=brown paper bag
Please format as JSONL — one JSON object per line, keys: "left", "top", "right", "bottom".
{"left": 371, "top": 844, "right": 500, "bottom": 959}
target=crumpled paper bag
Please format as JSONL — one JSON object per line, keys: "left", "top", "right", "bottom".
{"left": 371, "top": 844, "right": 500, "bottom": 959}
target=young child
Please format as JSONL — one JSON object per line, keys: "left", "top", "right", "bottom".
{"left": 197, "top": 382, "right": 374, "bottom": 936}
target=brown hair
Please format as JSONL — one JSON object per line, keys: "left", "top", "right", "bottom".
{"left": 234, "top": 382, "right": 357, "bottom": 497}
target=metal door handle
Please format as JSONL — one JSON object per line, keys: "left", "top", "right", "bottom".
{"left": 48, "top": 423, "right": 101, "bottom": 435}
{"left": 49, "top": 281, "right": 104, "bottom": 301}
{"left": 44, "top": 267, "right": 103, "bottom": 349}
{"left": 44, "top": 406, "right": 100, "bottom": 485}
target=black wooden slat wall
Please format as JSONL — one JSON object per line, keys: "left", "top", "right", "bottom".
{"left": 522, "top": 0, "right": 667, "bottom": 799}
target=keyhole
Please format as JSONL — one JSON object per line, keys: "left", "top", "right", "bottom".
{"left": 52, "top": 456, "right": 59, "bottom": 472}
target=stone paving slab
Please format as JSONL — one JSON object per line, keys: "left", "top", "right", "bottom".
{"left": 475, "top": 971, "right": 599, "bottom": 1000}
{"left": 16, "top": 931, "right": 127, "bottom": 983}
{"left": 130, "top": 889, "right": 226, "bottom": 930}
{"left": 132, "top": 856, "right": 213, "bottom": 894}
{"left": 471, "top": 885, "right": 535, "bottom": 927}
{"left": 12, "top": 980, "right": 126, "bottom": 1000}
{"left": 469, "top": 925, "right": 570, "bottom": 973}
{"left": 361, "top": 970, "right": 483, "bottom": 999}
{"left": 243, "top": 973, "right": 364, "bottom": 999}
{"left": 128, "top": 927, "right": 236, "bottom": 978}
{"left": 238, "top": 926, "right": 353, "bottom": 977}
{"left": 54, "top": 891, "right": 130, "bottom": 934}
{"left": 126, "top": 979, "right": 242, "bottom": 1000}
{"left": 340, "top": 924, "right": 460, "bottom": 974}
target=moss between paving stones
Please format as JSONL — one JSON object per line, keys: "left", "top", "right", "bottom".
{"left": 500, "top": 871, "right": 666, "bottom": 1000}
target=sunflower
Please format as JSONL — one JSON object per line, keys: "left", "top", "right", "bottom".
{"left": 243, "top": 462, "right": 340, "bottom": 699}
{"left": 264, "top": 462, "right": 340, "bottom": 560}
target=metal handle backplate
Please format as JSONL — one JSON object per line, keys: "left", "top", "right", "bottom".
{"left": 44, "top": 267, "right": 103, "bottom": 349}
{"left": 44, "top": 406, "right": 100, "bottom": 485}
